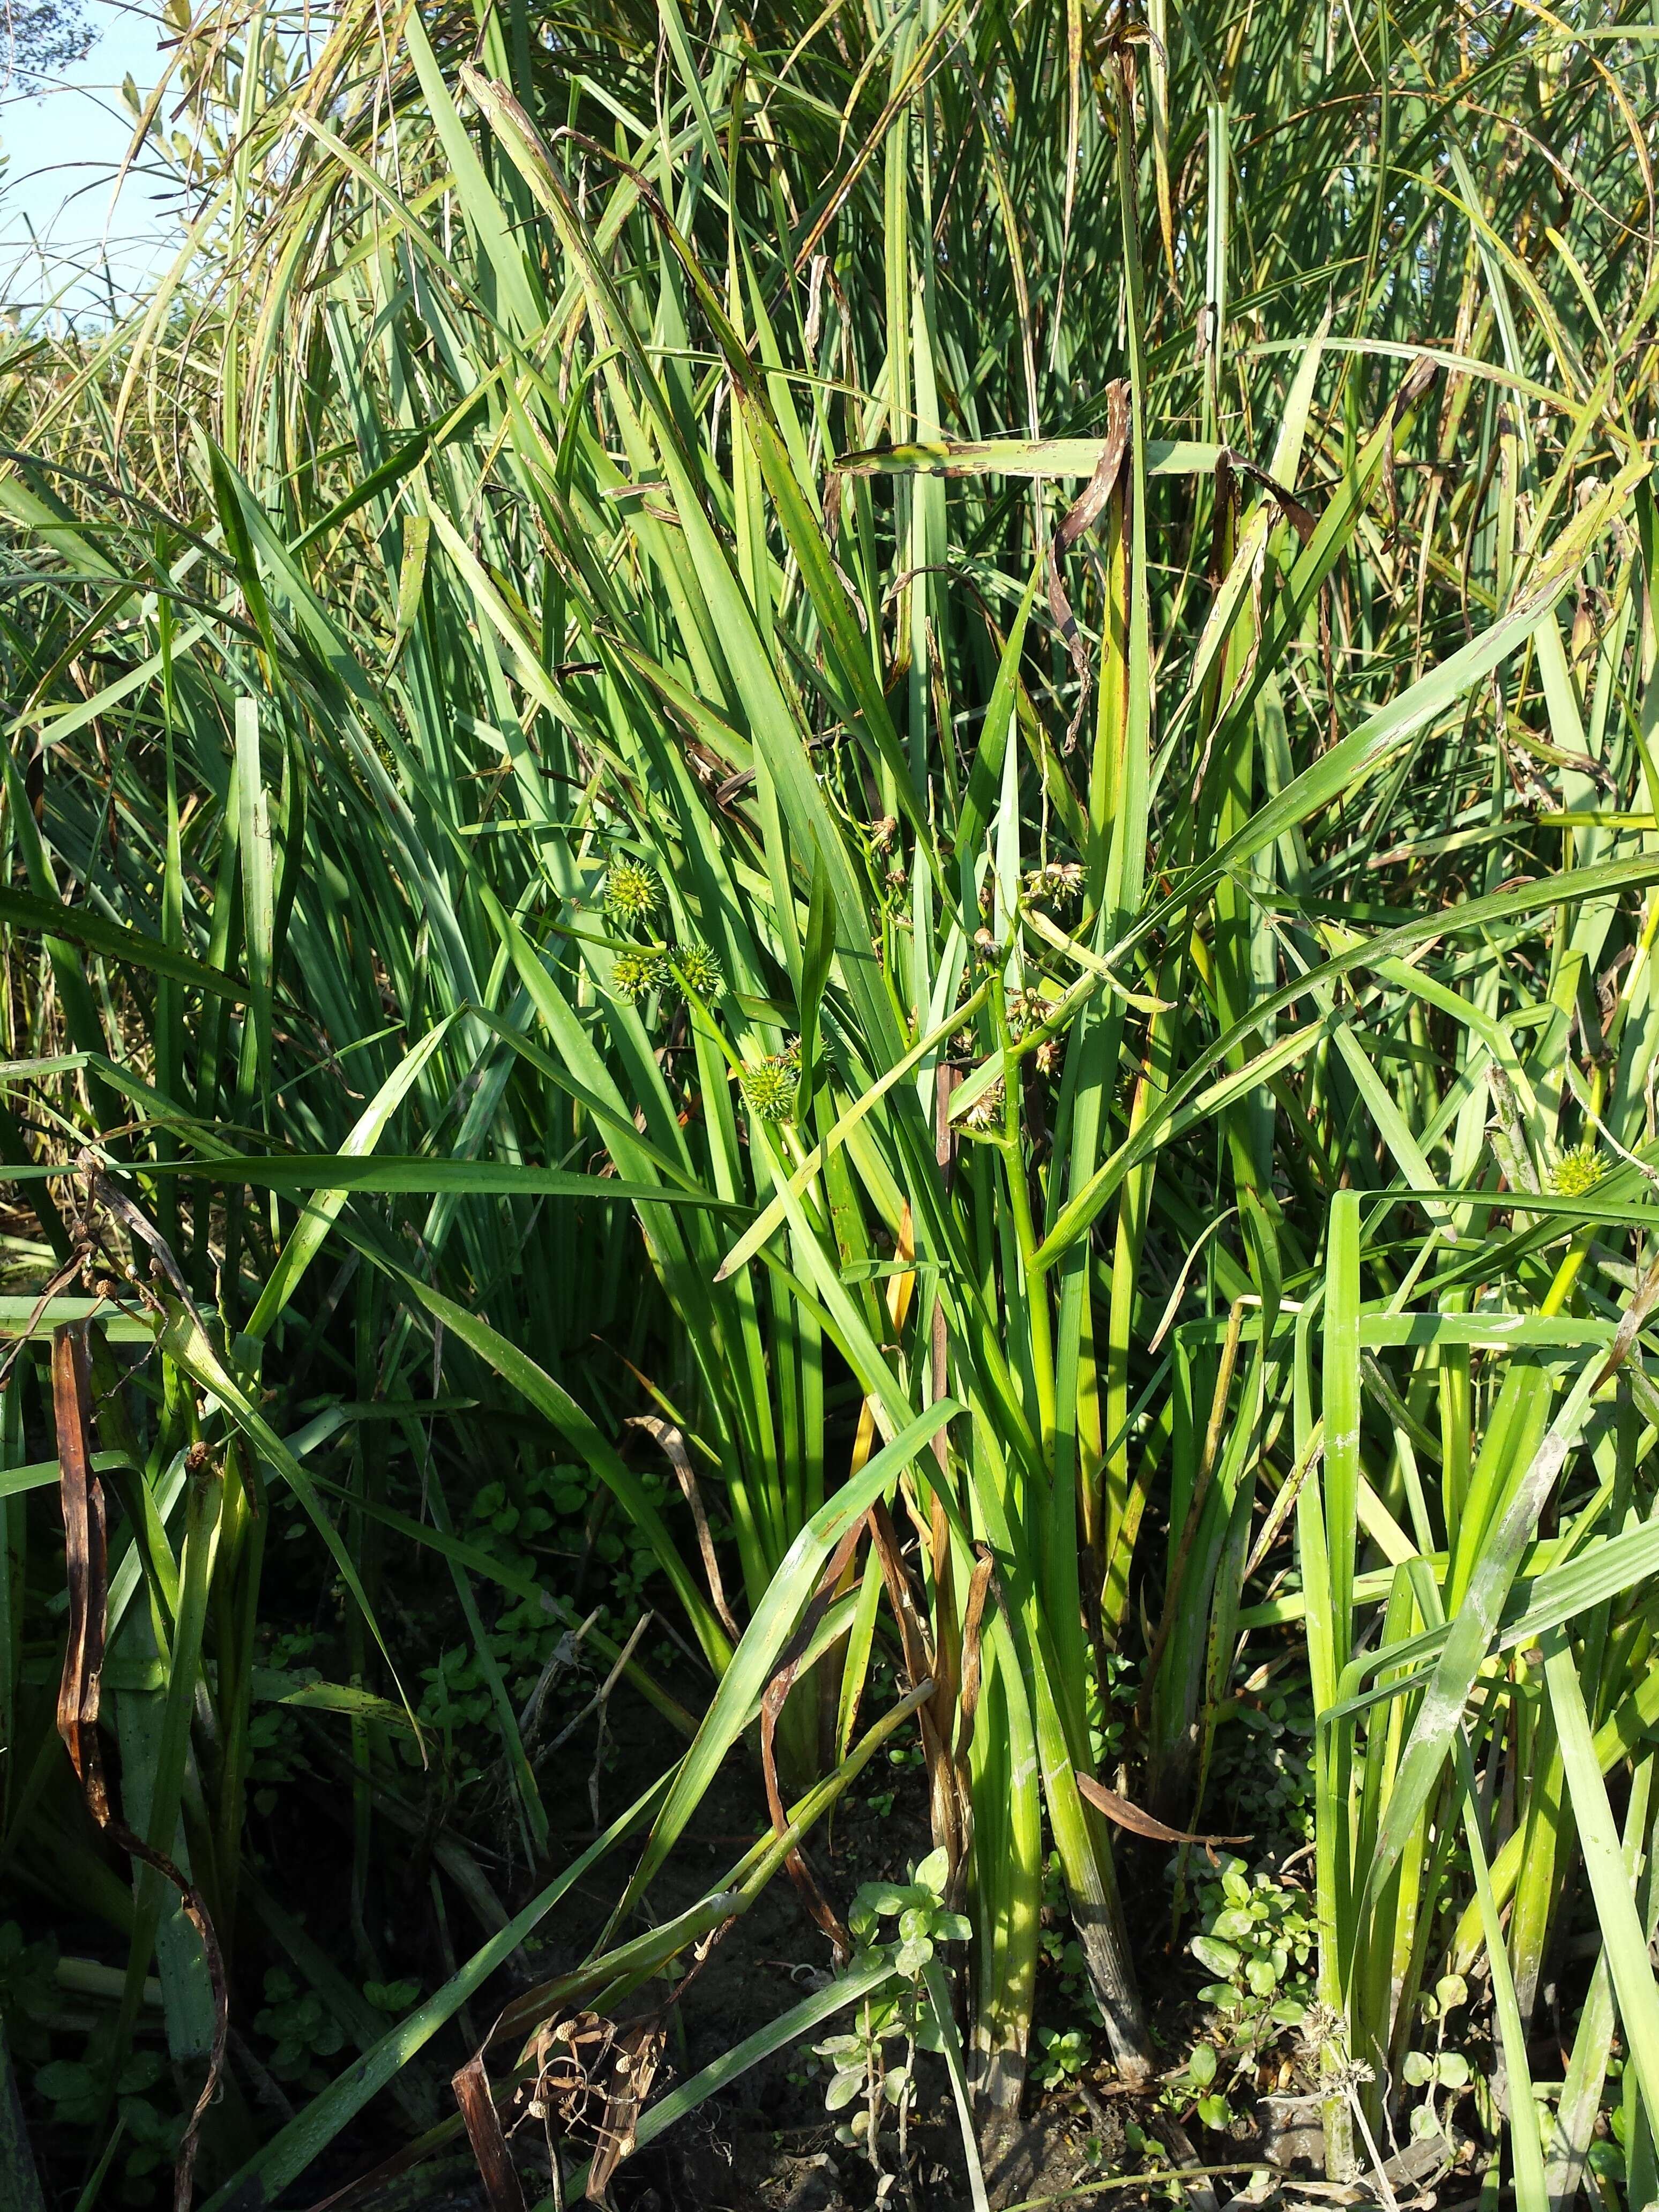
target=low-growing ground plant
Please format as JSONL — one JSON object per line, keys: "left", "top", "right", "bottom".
{"left": 1189, "top": 1857, "right": 1316, "bottom": 2065}
{"left": 812, "top": 1850, "right": 973, "bottom": 2191}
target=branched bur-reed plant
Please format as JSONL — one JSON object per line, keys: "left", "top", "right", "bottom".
{"left": 4, "top": 0, "right": 1659, "bottom": 2203}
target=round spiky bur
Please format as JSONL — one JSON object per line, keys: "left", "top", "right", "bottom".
{"left": 610, "top": 948, "right": 668, "bottom": 999}
{"left": 602, "top": 859, "right": 660, "bottom": 927}
{"left": 739, "top": 1058, "right": 796, "bottom": 1123}
{"left": 676, "top": 943, "right": 721, "bottom": 997}
{"left": 1549, "top": 1142, "right": 1605, "bottom": 1199}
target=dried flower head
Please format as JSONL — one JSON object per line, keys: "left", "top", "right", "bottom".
{"left": 677, "top": 943, "right": 721, "bottom": 997}
{"left": 870, "top": 815, "right": 899, "bottom": 854}
{"left": 602, "top": 859, "right": 660, "bottom": 926}
{"left": 1549, "top": 1142, "right": 1605, "bottom": 1199}
{"left": 611, "top": 948, "right": 669, "bottom": 999}
{"left": 1290, "top": 2001, "right": 1373, "bottom": 2091}
{"left": 1023, "top": 860, "right": 1085, "bottom": 908}
{"left": 959, "top": 1075, "right": 1006, "bottom": 1134}
{"left": 1295, "top": 2003, "right": 1344, "bottom": 2062}
{"left": 740, "top": 1058, "right": 797, "bottom": 1123}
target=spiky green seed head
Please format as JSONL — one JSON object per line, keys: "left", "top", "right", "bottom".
{"left": 603, "top": 859, "right": 660, "bottom": 926}
{"left": 1549, "top": 1142, "right": 1605, "bottom": 1199}
{"left": 740, "top": 1059, "right": 796, "bottom": 1123}
{"left": 611, "top": 948, "right": 668, "bottom": 999}
{"left": 677, "top": 943, "right": 721, "bottom": 997}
